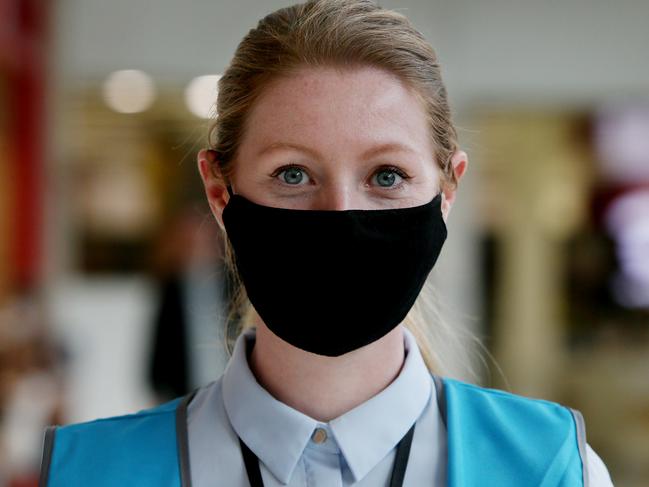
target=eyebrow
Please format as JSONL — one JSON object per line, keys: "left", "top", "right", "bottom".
{"left": 255, "top": 141, "right": 418, "bottom": 160}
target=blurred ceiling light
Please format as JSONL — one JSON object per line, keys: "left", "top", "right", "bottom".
{"left": 102, "top": 69, "right": 156, "bottom": 114}
{"left": 185, "top": 75, "right": 221, "bottom": 118}
{"left": 595, "top": 103, "right": 649, "bottom": 183}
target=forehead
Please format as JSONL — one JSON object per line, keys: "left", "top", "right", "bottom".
{"left": 238, "top": 65, "right": 434, "bottom": 158}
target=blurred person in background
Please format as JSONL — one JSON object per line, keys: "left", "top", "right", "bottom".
{"left": 148, "top": 205, "right": 231, "bottom": 401}
{"left": 38, "top": 1, "right": 615, "bottom": 486}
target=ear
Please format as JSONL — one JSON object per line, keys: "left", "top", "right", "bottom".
{"left": 441, "top": 149, "right": 468, "bottom": 221}
{"left": 197, "top": 149, "right": 231, "bottom": 230}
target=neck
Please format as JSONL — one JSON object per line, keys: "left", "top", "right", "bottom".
{"left": 248, "top": 320, "right": 406, "bottom": 422}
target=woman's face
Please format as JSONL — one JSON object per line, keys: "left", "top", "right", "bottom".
{"left": 199, "top": 65, "right": 467, "bottom": 223}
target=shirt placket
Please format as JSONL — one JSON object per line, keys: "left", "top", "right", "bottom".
{"left": 301, "top": 423, "right": 344, "bottom": 487}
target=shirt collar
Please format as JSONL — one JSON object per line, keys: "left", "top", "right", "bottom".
{"left": 221, "top": 325, "right": 433, "bottom": 485}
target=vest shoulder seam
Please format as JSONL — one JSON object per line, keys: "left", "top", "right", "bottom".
{"left": 57, "top": 399, "right": 182, "bottom": 431}
{"left": 443, "top": 378, "right": 571, "bottom": 411}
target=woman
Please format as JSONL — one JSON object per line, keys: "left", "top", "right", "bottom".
{"left": 40, "top": 1, "right": 615, "bottom": 486}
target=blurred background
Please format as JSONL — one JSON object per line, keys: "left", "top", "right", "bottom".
{"left": 1, "top": 0, "right": 648, "bottom": 485}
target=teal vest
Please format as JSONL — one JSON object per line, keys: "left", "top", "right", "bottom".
{"left": 39, "top": 376, "right": 589, "bottom": 486}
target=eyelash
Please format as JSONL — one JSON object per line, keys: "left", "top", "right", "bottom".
{"left": 270, "top": 164, "right": 412, "bottom": 189}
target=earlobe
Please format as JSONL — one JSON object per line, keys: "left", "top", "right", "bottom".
{"left": 441, "top": 192, "right": 451, "bottom": 222}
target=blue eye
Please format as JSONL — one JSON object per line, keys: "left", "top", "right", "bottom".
{"left": 372, "top": 167, "right": 408, "bottom": 188}
{"left": 273, "top": 165, "right": 311, "bottom": 185}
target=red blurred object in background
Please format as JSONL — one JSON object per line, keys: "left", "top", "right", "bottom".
{"left": 1, "top": 0, "right": 51, "bottom": 290}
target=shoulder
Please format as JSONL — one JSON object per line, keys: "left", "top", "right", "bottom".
{"left": 437, "top": 376, "right": 616, "bottom": 486}
{"left": 438, "top": 376, "right": 582, "bottom": 422}
{"left": 440, "top": 377, "right": 587, "bottom": 456}
{"left": 49, "top": 395, "right": 183, "bottom": 450}
{"left": 437, "top": 376, "right": 590, "bottom": 485}
{"left": 41, "top": 395, "right": 191, "bottom": 487}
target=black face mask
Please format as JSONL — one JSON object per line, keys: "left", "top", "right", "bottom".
{"left": 222, "top": 185, "right": 447, "bottom": 356}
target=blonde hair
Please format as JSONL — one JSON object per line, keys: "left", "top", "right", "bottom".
{"left": 207, "top": 0, "right": 473, "bottom": 376}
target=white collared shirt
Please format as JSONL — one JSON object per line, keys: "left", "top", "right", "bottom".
{"left": 187, "top": 326, "right": 614, "bottom": 486}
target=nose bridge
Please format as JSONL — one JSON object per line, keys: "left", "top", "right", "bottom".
{"left": 309, "top": 156, "right": 369, "bottom": 210}
{"left": 315, "top": 185, "right": 351, "bottom": 211}
{"left": 313, "top": 171, "right": 359, "bottom": 210}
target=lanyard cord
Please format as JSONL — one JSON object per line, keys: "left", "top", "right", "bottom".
{"left": 238, "top": 422, "right": 416, "bottom": 487}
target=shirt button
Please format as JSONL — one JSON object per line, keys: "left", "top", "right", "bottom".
{"left": 311, "top": 427, "right": 327, "bottom": 444}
